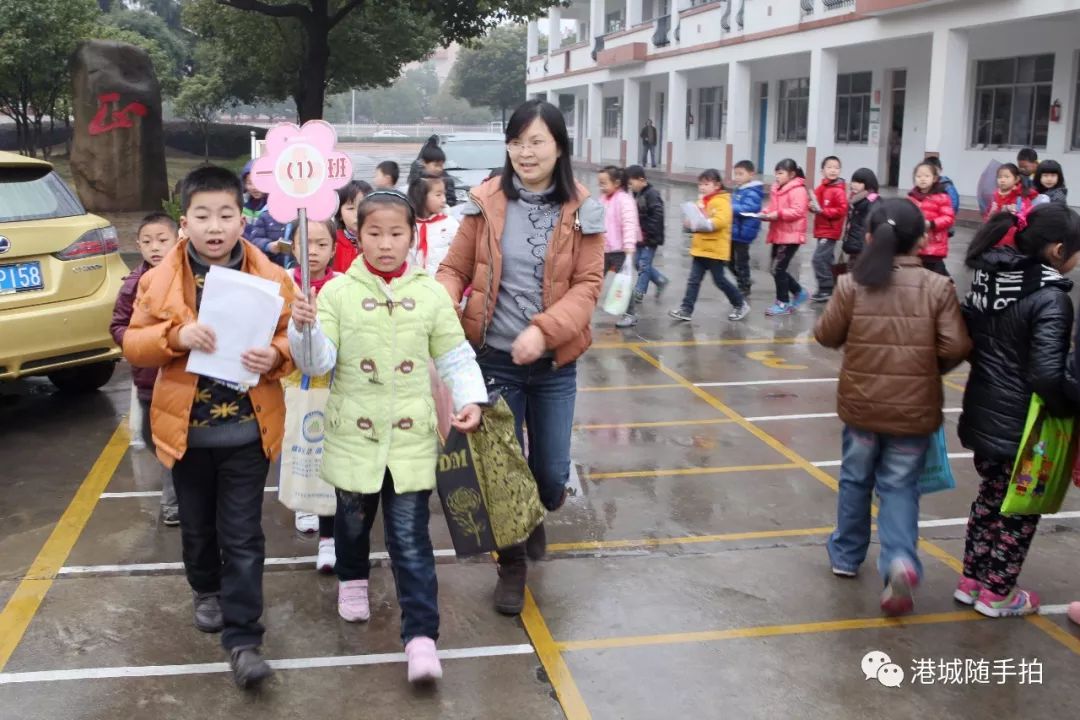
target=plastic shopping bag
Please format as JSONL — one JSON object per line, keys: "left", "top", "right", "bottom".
{"left": 602, "top": 256, "right": 635, "bottom": 316}
{"left": 1002, "top": 394, "right": 1078, "bottom": 516}
{"left": 918, "top": 425, "right": 955, "bottom": 495}
{"left": 436, "top": 393, "right": 545, "bottom": 556}
{"left": 278, "top": 373, "right": 337, "bottom": 516}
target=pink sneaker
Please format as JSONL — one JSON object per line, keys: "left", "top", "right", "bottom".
{"left": 405, "top": 637, "right": 443, "bottom": 683}
{"left": 338, "top": 580, "right": 370, "bottom": 622}
{"left": 974, "top": 587, "right": 1040, "bottom": 618}
{"left": 880, "top": 559, "right": 919, "bottom": 616}
{"left": 953, "top": 577, "right": 982, "bottom": 606}
{"left": 1067, "top": 602, "right": 1080, "bottom": 626}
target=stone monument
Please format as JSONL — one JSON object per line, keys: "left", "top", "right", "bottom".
{"left": 70, "top": 40, "right": 169, "bottom": 212}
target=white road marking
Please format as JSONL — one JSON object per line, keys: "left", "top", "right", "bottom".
{"left": 101, "top": 487, "right": 279, "bottom": 499}
{"left": 811, "top": 452, "right": 974, "bottom": 469}
{"left": 0, "top": 644, "right": 535, "bottom": 684}
{"left": 746, "top": 408, "right": 961, "bottom": 422}
{"left": 58, "top": 549, "right": 458, "bottom": 576}
{"left": 695, "top": 377, "right": 838, "bottom": 388}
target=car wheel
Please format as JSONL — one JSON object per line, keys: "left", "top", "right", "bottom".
{"left": 48, "top": 361, "right": 117, "bottom": 393}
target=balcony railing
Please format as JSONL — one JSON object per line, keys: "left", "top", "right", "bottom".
{"left": 736, "top": 0, "right": 745, "bottom": 29}
{"left": 653, "top": 14, "right": 671, "bottom": 47}
{"left": 800, "top": 0, "right": 815, "bottom": 17}
{"left": 720, "top": 0, "right": 731, "bottom": 31}
{"left": 823, "top": 0, "right": 856, "bottom": 9}
{"left": 592, "top": 34, "right": 605, "bottom": 61}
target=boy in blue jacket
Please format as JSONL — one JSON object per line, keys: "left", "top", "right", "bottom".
{"left": 730, "top": 160, "right": 764, "bottom": 296}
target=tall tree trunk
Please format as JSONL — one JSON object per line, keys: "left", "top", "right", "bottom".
{"left": 203, "top": 124, "right": 210, "bottom": 163}
{"left": 294, "top": 13, "right": 330, "bottom": 123}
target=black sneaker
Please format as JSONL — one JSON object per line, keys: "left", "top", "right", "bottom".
{"left": 193, "top": 591, "right": 223, "bottom": 633}
{"left": 811, "top": 292, "right": 832, "bottom": 303}
{"left": 493, "top": 560, "right": 527, "bottom": 615}
{"left": 525, "top": 523, "right": 547, "bottom": 561}
{"left": 230, "top": 646, "right": 273, "bottom": 689}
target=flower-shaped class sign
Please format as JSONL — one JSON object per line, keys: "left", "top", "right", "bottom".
{"left": 251, "top": 120, "right": 353, "bottom": 223}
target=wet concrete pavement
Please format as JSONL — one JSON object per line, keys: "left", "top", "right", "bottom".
{"left": 3, "top": 175, "right": 1080, "bottom": 720}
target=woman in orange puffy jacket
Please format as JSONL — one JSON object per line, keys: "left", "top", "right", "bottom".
{"left": 907, "top": 161, "right": 956, "bottom": 278}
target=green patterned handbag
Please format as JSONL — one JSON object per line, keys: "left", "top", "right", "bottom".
{"left": 436, "top": 395, "right": 546, "bottom": 555}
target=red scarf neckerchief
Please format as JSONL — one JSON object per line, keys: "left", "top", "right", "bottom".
{"left": 292, "top": 266, "right": 337, "bottom": 296}
{"left": 363, "top": 256, "right": 407, "bottom": 283}
{"left": 415, "top": 214, "right": 447, "bottom": 266}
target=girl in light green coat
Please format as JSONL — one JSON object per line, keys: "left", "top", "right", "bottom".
{"left": 290, "top": 191, "right": 487, "bottom": 685}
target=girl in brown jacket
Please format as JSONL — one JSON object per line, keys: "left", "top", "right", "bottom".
{"left": 815, "top": 198, "right": 971, "bottom": 617}
{"left": 437, "top": 100, "right": 605, "bottom": 616}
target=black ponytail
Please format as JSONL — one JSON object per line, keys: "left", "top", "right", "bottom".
{"left": 851, "top": 198, "right": 926, "bottom": 289}
{"left": 967, "top": 203, "right": 1080, "bottom": 268}
{"left": 775, "top": 158, "right": 805, "bottom": 180}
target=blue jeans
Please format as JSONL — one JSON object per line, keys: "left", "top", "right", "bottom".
{"left": 679, "top": 256, "right": 744, "bottom": 313}
{"left": 334, "top": 472, "right": 438, "bottom": 644}
{"left": 633, "top": 245, "right": 668, "bottom": 297}
{"left": 477, "top": 348, "right": 577, "bottom": 513}
{"left": 827, "top": 426, "right": 928, "bottom": 583}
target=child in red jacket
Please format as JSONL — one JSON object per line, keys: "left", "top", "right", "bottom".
{"left": 332, "top": 180, "right": 371, "bottom": 272}
{"left": 986, "top": 163, "right": 1038, "bottom": 247}
{"left": 810, "top": 156, "right": 848, "bottom": 302}
{"left": 908, "top": 161, "right": 956, "bottom": 278}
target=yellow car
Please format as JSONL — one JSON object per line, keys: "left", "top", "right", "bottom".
{"left": 0, "top": 151, "right": 129, "bottom": 392}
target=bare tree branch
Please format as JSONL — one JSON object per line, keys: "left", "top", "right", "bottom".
{"left": 329, "top": 0, "right": 364, "bottom": 28}
{"left": 216, "top": 0, "right": 309, "bottom": 19}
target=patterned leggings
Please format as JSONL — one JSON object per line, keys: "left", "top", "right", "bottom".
{"left": 962, "top": 456, "right": 1041, "bottom": 596}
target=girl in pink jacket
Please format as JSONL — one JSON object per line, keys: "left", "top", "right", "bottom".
{"left": 598, "top": 166, "right": 640, "bottom": 274}
{"left": 762, "top": 158, "right": 810, "bottom": 316}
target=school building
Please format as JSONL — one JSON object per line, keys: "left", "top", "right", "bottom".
{"left": 525, "top": 0, "right": 1080, "bottom": 196}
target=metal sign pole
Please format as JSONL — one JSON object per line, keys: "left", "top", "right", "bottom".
{"left": 297, "top": 207, "right": 312, "bottom": 356}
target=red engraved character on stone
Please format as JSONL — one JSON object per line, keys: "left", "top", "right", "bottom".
{"left": 88, "top": 92, "right": 148, "bottom": 136}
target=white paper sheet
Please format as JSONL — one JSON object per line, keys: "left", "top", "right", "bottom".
{"left": 186, "top": 265, "right": 284, "bottom": 386}
{"left": 681, "top": 201, "right": 708, "bottom": 231}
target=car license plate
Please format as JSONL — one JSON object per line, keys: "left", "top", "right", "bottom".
{"left": 0, "top": 261, "right": 44, "bottom": 295}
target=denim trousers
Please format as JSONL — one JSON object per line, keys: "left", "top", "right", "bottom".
{"left": 478, "top": 348, "right": 577, "bottom": 565}
{"left": 827, "top": 426, "right": 929, "bottom": 584}
{"left": 334, "top": 471, "right": 439, "bottom": 644}
{"left": 171, "top": 442, "right": 270, "bottom": 650}
{"left": 633, "top": 245, "right": 668, "bottom": 298}
{"left": 679, "top": 256, "right": 744, "bottom": 312}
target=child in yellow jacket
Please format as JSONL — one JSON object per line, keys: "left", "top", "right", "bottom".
{"left": 669, "top": 169, "right": 750, "bottom": 322}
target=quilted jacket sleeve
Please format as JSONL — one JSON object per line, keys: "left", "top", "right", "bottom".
{"left": 1027, "top": 290, "right": 1076, "bottom": 417}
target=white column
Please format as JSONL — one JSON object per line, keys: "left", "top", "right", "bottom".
{"left": 527, "top": 19, "right": 540, "bottom": 57}
{"left": 806, "top": 47, "right": 838, "bottom": 185}
{"left": 924, "top": 29, "right": 968, "bottom": 166}
{"left": 627, "top": 0, "right": 642, "bottom": 27}
{"left": 623, "top": 78, "right": 641, "bottom": 166}
{"left": 591, "top": 0, "right": 605, "bottom": 42}
{"left": 546, "top": 89, "right": 559, "bottom": 108}
{"left": 666, "top": 70, "right": 688, "bottom": 172}
{"left": 548, "top": 5, "right": 562, "bottom": 56}
{"left": 588, "top": 83, "right": 605, "bottom": 164}
{"left": 727, "top": 60, "right": 753, "bottom": 174}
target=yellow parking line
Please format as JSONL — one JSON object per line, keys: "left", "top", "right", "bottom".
{"left": 0, "top": 423, "right": 128, "bottom": 671}
{"left": 588, "top": 463, "right": 799, "bottom": 481}
{"left": 574, "top": 418, "right": 735, "bottom": 431}
{"left": 548, "top": 526, "right": 834, "bottom": 553}
{"left": 592, "top": 337, "right": 815, "bottom": 350}
{"left": 555, "top": 611, "right": 983, "bottom": 653}
{"left": 942, "top": 378, "right": 966, "bottom": 393}
{"left": 520, "top": 589, "right": 592, "bottom": 720}
{"left": 631, "top": 347, "right": 839, "bottom": 492}
{"left": 578, "top": 383, "right": 683, "bottom": 393}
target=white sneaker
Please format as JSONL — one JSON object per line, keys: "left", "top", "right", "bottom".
{"left": 295, "top": 511, "right": 319, "bottom": 534}
{"left": 316, "top": 537, "right": 336, "bottom": 573}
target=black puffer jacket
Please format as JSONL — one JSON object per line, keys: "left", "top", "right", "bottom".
{"left": 841, "top": 191, "right": 878, "bottom": 255}
{"left": 633, "top": 183, "right": 665, "bottom": 247}
{"left": 959, "top": 247, "right": 1075, "bottom": 461}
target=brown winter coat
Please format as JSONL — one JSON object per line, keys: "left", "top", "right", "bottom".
{"left": 436, "top": 177, "right": 605, "bottom": 367}
{"left": 123, "top": 239, "right": 296, "bottom": 467}
{"left": 814, "top": 256, "right": 971, "bottom": 436}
